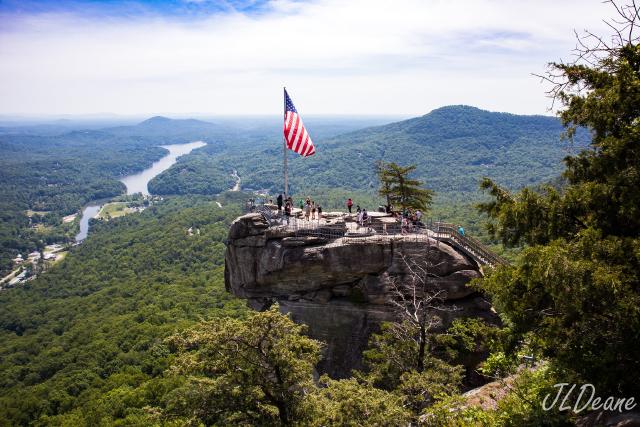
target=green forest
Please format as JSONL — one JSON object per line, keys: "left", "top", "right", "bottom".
{"left": 0, "top": 195, "right": 248, "bottom": 425}
{"left": 1, "top": 1, "right": 639, "bottom": 424}
{"left": 0, "top": 132, "right": 165, "bottom": 275}
{"left": 0, "top": 193, "right": 556, "bottom": 425}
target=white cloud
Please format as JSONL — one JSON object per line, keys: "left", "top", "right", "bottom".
{"left": 0, "top": 0, "right": 612, "bottom": 116}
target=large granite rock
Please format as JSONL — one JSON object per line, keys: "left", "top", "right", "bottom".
{"left": 224, "top": 213, "right": 498, "bottom": 378}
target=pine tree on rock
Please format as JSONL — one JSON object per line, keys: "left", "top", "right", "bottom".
{"left": 376, "top": 161, "right": 434, "bottom": 212}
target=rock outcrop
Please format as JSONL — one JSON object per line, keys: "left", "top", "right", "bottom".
{"left": 224, "top": 213, "right": 498, "bottom": 378}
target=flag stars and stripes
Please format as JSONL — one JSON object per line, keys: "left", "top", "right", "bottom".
{"left": 284, "top": 89, "right": 315, "bottom": 157}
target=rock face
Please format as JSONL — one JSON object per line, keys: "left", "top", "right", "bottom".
{"left": 225, "top": 213, "right": 498, "bottom": 378}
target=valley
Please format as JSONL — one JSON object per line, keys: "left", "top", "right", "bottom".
{"left": 1, "top": 107, "right": 572, "bottom": 278}
{"left": 75, "top": 141, "right": 207, "bottom": 243}
{"left": 1, "top": 1, "right": 637, "bottom": 424}
{"left": 0, "top": 104, "right": 630, "bottom": 426}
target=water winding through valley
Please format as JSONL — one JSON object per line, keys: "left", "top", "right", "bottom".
{"left": 75, "top": 141, "right": 206, "bottom": 242}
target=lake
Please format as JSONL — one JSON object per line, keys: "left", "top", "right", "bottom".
{"left": 74, "top": 141, "right": 206, "bottom": 242}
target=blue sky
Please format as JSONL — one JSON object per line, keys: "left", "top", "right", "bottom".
{"left": 0, "top": 0, "right": 273, "bottom": 17}
{"left": 0, "top": 0, "right": 612, "bottom": 116}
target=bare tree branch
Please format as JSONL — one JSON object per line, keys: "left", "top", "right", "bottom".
{"left": 384, "top": 253, "right": 462, "bottom": 372}
{"left": 538, "top": 1, "right": 639, "bottom": 108}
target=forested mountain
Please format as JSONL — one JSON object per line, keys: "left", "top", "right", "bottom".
{"left": 106, "top": 116, "right": 227, "bottom": 141}
{"left": 0, "top": 116, "right": 237, "bottom": 276}
{"left": 2, "top": 0, "right": 636, "bottom": 422}
{"left": 149, "top": 105, "right": 590, "bottom": 199}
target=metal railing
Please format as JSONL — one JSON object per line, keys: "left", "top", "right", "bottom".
{"left": 254, "top": 205, "right": 278, "bottom": 226}
{"left": 245, "top": 202, "right": 508, "bottom": 268}
{"left": 430, "top": 222, "right": 508, "bottom": 267}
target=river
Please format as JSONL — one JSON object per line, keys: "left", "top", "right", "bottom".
{"left": 74, "top": 141, "right": 206, "bottom": 242}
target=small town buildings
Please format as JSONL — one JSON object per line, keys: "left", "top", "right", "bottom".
{"left": 43, "top": 253, "right": 57, "bottom": 261}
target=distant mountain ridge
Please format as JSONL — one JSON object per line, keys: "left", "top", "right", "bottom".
{"left": 137, "top": 116, "right": 213, "bottom": 127}
{"left": 0, "top": 106, "right": 592, "bottom": 202}
{"left": 324, "top": 105, "right": 569, "bottom": 147}
{"left": 103, "top": 115, "right": 223, "bottom": 140}
{"left": 227, "top": 105, "right": 590, "bottom": 198}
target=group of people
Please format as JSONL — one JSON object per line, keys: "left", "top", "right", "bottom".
{"left": 346, "top": 199, "right": 370, "bottom": 226}
{"left": 276, "top": 194, "right": 294, "bottom": 222}
{"left": 301, "top": 197, "right": 322, "bottom": 220}
{"left": 355, "top": 205, "right": 369, "bottom": 227}
{"left": 273, "top": 195, "right": 466, "bottom": 237}
{"left": 276, "top": 194, "right": 322, "bottom": 221}
{"left": 347, "top": 198, "right": 428, "bottom": 234}
{"left": 400, "top": 208, "right": 423, "bottom": 225}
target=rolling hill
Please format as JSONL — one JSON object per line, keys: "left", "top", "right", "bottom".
{"left": 175, "top": 105, "right": 590, "bottom": 199}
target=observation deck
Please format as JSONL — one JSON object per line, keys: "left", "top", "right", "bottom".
{"left": 246, "top": 201, "right": 508, "bottom": 268}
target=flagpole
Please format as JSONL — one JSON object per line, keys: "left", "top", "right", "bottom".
{"left": 283, "top": 87, "right": 289, "bottom": 200}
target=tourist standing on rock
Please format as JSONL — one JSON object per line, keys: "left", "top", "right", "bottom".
{"left": 311, "top": 201, "right": 316, "bottom": 220}
{"left": 304, "top": 201, "right": 311, "bottom": 221}
{"left": 347, "top": 198, "right": 353, "bottom": 214}
{"left": 361, "top": 209, "right": 369, "bottom": 227}
{"left": 284, "top": 199, "right": 292, "bottom": 224}
{"left": 458, "top": 225, "right": 465, "bottom": 236}
{"left": 317, "top": 205, "right": 322, "bottom": 220}
{"left": 277, "top": 194, "right": 283, "bottom": 211}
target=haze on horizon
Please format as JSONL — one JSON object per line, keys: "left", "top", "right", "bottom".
{"left": 0, "top": 0, "right": 611, "bottom": 117}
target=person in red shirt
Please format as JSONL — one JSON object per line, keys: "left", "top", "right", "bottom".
{"left": 346, "top": 198, "right": 353, "bottom": 214}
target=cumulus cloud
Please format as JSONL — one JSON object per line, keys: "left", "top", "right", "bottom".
{"left": 0, "top": 0, "right": 612, "bottom": 116}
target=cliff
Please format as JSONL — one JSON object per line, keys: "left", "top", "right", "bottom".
{"left": 224, "top": 212, "right": 498, "bottom": 378}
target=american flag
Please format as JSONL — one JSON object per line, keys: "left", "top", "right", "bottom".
{"left": 284, "top": 89, "right": 315, "bottom": 157}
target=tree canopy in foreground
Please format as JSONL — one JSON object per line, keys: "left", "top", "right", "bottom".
{"left": 478, "top": 0, "right": 640, "bottom": 398}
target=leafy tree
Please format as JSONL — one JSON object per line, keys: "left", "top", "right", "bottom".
{"left": 164, "top": 307, "right": 322, "bottom": 426}
{"left": 362, "top": 321, "right": 463, "bottom": 420}
{"left": 376, "top": 161, "right": 434, "bottom": 212}
{"left": 477, "top": 1, "right": 640, "bottom": 396}
{"left": 433, "top": 317, "right": 504, "bottom": 385}
{"left": 305, "top": 376, "right": 411, "bottom": 426}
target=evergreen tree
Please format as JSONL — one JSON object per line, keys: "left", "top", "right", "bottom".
{"left": 376, "top": 161, "right": 433, "bottom": 212}
{"left": 478, "top": 1, "right": 640, "bottom": 396}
